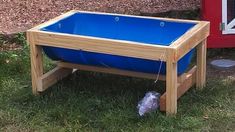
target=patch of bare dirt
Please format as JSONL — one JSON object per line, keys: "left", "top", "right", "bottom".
{"left": 207, "top": 49, "right": 235, "bottom": 79}
{"left": 0, "top": 0, "right": 200, "bottom": 35}
{"left": 207, "top": 64, "right": 235, "bottom": 79}
{"left": 0, "top": 43, "right": 22, "bottom": 51}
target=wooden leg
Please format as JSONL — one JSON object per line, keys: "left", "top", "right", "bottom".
{"left": 27, "top": 32, "right": 73, "bottom": 94}
{"left": 166, "top": 61, "right": 178, "bottom": 115}
{"left": 27, "top": 32, "right": 43, "bottom": 95}
{"left": 160, "top": 66, "right": 197, "bottom": 111}
{"left": 196, "top": 39, "right": 207, "bottom": 89}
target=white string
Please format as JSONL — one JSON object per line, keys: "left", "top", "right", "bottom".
{"left": 154, "top": 51, "right": 166, "bottom": 83}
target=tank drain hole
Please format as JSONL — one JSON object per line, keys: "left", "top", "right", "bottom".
{"left": 160, "top": 22, "right": 165, "bottom": 27}
{"left": 115, "top": 17, "right": 119, "bottom": 22}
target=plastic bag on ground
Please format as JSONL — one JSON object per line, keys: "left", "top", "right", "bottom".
{"left": 137, "top": 91, "right": 161, "bottom": 116}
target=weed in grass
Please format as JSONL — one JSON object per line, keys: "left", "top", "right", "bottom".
{"left": 14, "top": 33, "right": 27, "bottom": 46}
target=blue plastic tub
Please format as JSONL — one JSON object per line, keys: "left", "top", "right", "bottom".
{"left": 41, "top": 12, "right": 196, "bottom": 75}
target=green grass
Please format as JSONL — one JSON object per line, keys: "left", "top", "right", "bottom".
{"left": 0, "top": 38, "right": 235, "bottom": 131}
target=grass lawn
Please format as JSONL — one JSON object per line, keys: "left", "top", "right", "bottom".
{"left": 0, "top": 35, "right": 235, "bottom": 131}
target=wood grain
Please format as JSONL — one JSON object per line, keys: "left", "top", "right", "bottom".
{"left": 165, "top": 49, "right": 178, "bottom": 115}
{"left": 160, "top": 66, "right": 197, "bottom": 111}
{"left": 171, "top": 21, "right": 210, "bottom": 62}
{"left": 27, "top": 32, "right": 43, "bottom": 95}
{"left": 196, "top": 40, "right": 207, "bottom": 89}
{"left": 33, "top": 31, "right": 169, "bottom": 61}
{"left": 58, "top": 62, "right": 166, "bottom": 80}
{"left": 77, "top": 10, "right": 200, "bottom": 23}
{"left": 37, "top": 67, "right": 73, "bottom": 92}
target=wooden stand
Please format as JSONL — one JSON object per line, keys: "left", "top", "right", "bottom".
{"left": 27, "top": 10, "right": 210, "bottom": 115}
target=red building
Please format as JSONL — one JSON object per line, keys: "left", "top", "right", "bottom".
{"left": 202, "top": 0, "right": 235, "bottom": 48}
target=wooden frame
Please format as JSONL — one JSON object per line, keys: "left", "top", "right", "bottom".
{"left": 27, "top": 10, "right": 210, "bottom": 115}
{"left": 222, "top": 0, "right": 235, "bottom": 34}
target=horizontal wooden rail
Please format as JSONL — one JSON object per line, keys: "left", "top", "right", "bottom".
{"left": 171, "top": 22, "right": 210, "bottom": 62}
{"left": 57, "top": 62, "right": 166, "bottom": 81}
{"left": 31, "top": 31, "right": 170, "bottom": 61}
